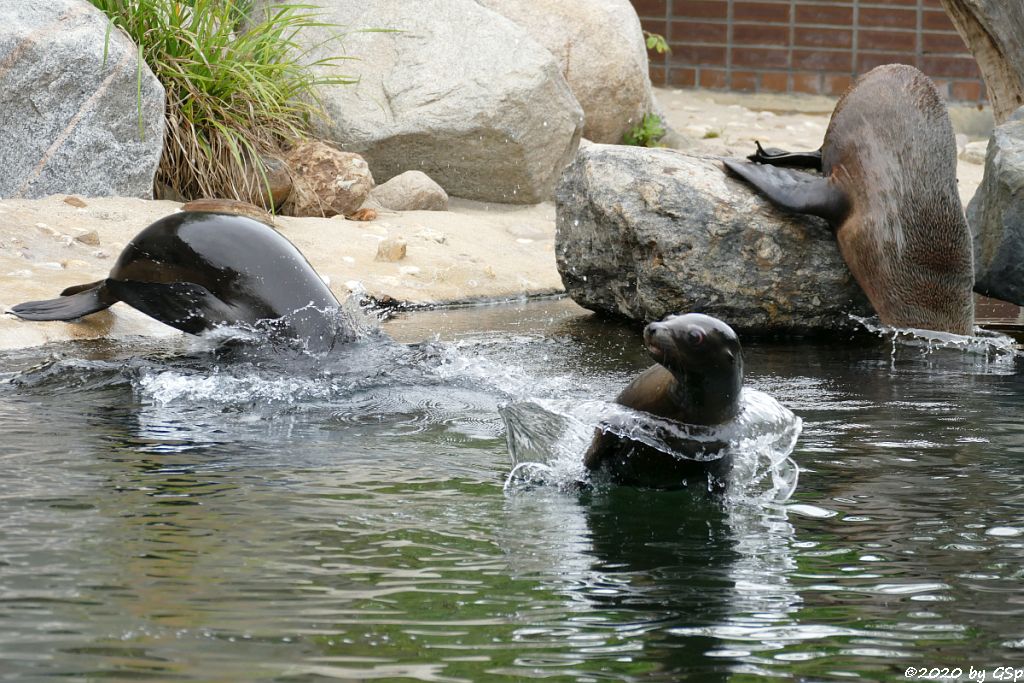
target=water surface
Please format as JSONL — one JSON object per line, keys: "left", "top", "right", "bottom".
{"left": 1, "top": 299, "right": 1023, "bottom": 681}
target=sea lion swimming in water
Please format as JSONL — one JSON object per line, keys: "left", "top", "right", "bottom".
{"left": 723, "top": 64, "right": 974, "bottom": 335}
{"left": 8, "top": 201, "right": 347, "bottom": 348}
{"left": 584, "top": 313, "right": 742, "bottom": 491}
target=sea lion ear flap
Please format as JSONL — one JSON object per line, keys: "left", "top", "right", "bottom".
{"left": 723, "top": 160, "right": 849, "bottom": 225}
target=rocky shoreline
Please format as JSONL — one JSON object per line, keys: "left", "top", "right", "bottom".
{"left": 0, "top": 87, "right": 994, "bottom": 351}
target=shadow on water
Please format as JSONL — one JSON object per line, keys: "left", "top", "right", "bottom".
{"left": 2, "top": 299, "right": 1024, "bottom": 680}
{"left": 565, "top": 488, "right": 741, "bottom": 681}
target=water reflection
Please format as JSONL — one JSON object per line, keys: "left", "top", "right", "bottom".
{"left": 500, "top": 486, "right": 802, "bottom": 680}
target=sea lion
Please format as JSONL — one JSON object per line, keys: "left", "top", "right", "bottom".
{"left": 584, "top": 313, "right": 742, "bottom": 490}
{"left": 723, "top": 64, "right": 974, "bottom": 335}
{"left": 8, "top": 203, "right": 345, "bottom": 346}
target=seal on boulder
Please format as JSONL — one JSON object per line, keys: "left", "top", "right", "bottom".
{"left": 723, "top": 64, "right": 974, "bottom": 335}
{"left": 584, "top": 313, "right": 742, "bottom": 490}
{"left": 9, "top": 202, "right": 346, "bottom": 346}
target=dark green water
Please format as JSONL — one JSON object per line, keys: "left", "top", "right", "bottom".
{"left": 1, "top": 299, "right": 1022, "bottom": 682}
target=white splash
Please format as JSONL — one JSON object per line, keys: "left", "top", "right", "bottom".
{"left": 136, "top": 366, "right": 342, "bottom": 406}
{"left": 501, "top": 389, "right": 802, "bottom": 501}
{"left": 851, "top": 314, "right": 1018, "bottom": 358}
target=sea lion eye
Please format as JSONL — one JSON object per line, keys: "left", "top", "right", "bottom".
{"left": 687, "top": 329, "right": 705, "bottom": 346}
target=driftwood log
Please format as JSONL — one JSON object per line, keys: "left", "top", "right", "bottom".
{"left": 940, "top": 0, "right": 1024, "bottom": 123}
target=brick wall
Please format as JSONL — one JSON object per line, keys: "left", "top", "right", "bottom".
{"left": 633, "top": 0, "right": 986, "bottom": 102}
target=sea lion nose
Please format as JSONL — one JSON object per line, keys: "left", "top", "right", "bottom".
{"left": 644, "top": 322, "right": 669, "bottom": 350}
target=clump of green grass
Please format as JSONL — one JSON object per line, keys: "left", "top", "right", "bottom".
{"left": 622, "top": 113, "right": 667, "bottom": 147}
{"left": 90, "top": 0, "right": 353, "bottom": 203}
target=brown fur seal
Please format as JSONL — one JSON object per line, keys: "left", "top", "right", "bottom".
{"left": 584, "top": 313, "right": 742, "bottom": 490}
{"left": 8, "top": 203, "right": 345, "bottom": 346}
{"left": 723, "top": 64, "right": 974, "bottom": 335}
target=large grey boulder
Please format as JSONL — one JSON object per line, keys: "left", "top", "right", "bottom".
{"left": 556, "top": 144, "right": 872, "bottom": 335}
{"left": 0, "top": 0, "right": 165, "bottom": 199}
{"left": 969, "top": 109, "right": 1024, "bottom": 304}
{"left": 255, "top": 0, "right": 583, "bottom": 204}
{"left": 477, "top": 0, "right": 656, "bottom": 144}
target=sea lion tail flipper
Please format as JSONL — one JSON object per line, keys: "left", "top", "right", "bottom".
{"left": 747, "top": 141, "right": 823, "bottom": 170}
{"left": 9, "top": 282, "right": 117, "bottom": 321}
{"left": 105, "top": 280, "right": 240, "bottom": 335}
{"left": 722, "top": 159, "right": 849, "bottom": 224}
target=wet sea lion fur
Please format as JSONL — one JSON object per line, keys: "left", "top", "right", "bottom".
{"left": 723, "top": 64, "right": 974, "bottom": 335}
{"left": 9, "top": 204, "right": 346, "bottom": 346}
{"left": 584, "top": 313, "right": 743, "bottom": 490}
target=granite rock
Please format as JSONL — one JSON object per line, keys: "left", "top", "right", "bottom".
{"left": 555, "top": 144, "right": 871, "bottom": 335}
{"left": 0, "top": 0, "right": 165, "bottom": 199}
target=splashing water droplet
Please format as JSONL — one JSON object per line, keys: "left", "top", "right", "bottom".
{"left": 501, "top": 389, "right": 801, "bottom": 501}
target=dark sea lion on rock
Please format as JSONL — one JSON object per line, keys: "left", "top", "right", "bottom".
{"left": 723, "top": 64, "right": 974, "bottom": 335}
{"left": 584, "top": 313, "right": 743, "bottom": 491}
{"left": 9, "top": 200, "right": 347, "bottom": 348}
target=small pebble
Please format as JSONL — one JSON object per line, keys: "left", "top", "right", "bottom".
{"left": 415, "top": 228, "right": 447, "bottom": 244}
{"left": 961, "top": 140, "right": 988, "bottom": 164}
{"left": 375, "top": 236, "right": 407, "bottom": 262}
{"left": 346, "top": 207, "right": 377, "bottom": 221}
{"left": 74, "top": 230, "right": 101, "bottom": 247}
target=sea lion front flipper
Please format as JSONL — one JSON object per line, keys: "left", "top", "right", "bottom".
{"left": 747, "top": 141, "right": 823, "bottom": 170}
{"left": 105, "top": 280, "right": 242, "bottom": 335}
{"left": 9, "top": 282, "right": 117, "bottom": 321}
{"left": 722, "top": 159, "right": 849, "bottom": 225}
{"left": 583, "top": 427, "right": 614, "bottom": 471}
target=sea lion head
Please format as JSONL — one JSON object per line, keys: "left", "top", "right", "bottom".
{"left": 643, "top": 313, "right": 742, "bottom": 378}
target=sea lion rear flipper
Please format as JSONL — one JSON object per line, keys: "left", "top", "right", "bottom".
{"left": 723, "top": 159, "right": 849, "bottom": 225}
{"left": 105, "top": 280, "right": 242, "bottom": 335}
{"left": 583, "top": 427, "right": 612, "bottom": 471}
{"left": 747, "top": 141, "right": 823, "bottom": 170}
{"left": 9, "top": 282, "right": 117, "bottom": 321}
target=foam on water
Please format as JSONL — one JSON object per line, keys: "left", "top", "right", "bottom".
{"left": 130, "top": 333, "right": 559, "bottom": 410}
{"left": 136, "top": 365, "right": 343, "bottom": 405}
{"left": 501, "top": 388, "right": 802, "bottom": 501}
